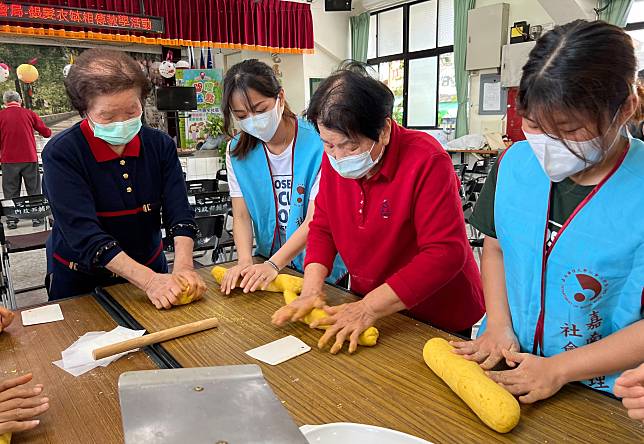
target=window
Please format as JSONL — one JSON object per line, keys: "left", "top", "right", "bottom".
{"left": 367, "top": 0, "right": 455, "bottom": 129}
{"left": 626, "top": 1, "right": 644, "bottom": 70}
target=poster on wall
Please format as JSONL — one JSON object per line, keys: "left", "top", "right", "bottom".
{"left": 175, "top": 68, "right": 223, "bottom": 149}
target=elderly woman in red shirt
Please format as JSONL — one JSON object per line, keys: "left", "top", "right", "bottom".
{"left": 272, "top": 63, "right": 484, "bottom": 353}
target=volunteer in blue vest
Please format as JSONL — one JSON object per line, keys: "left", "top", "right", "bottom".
{"left": 219, "top": 59, "right": 345, "bottom": 295}
{"left": 0, "top": 306, "right": 50, "bottom": 435}
{"left": 452, "top": 20, "right": 644, "bottom": 403}
{"left": 42, "top": 48, "right": 206, "bottom": 307}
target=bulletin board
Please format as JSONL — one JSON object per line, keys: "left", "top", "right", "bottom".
{"left": 478, "top": 74, "right": 507, "bottom": 115}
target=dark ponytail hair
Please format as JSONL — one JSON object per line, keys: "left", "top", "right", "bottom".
{"left": 221, "top": 59, "right": 296, "bottom": 159}
{"left": 518, "top": 20, "right": 640, "bottom": 157}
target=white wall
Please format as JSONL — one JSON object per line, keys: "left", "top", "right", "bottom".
{"left": 222, "top": 2, "right": 350, "bottom": 114}
{"left": 468, "top": 0, "right": 554, "bottom": 135}
{"left": 303, "top": 2, "right": 351, "bottom": 104}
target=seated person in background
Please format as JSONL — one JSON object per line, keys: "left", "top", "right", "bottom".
{"left": 42, "top": 48, "right": 205, "bottom": 306}
{"left": 272, "top": 62, "right": 484, "bottom": 354}
{"left": 0, "top": 306, "right": 50, "bottom": 436}
{"left": 452, "top": 20, "right": 644, "bottom": 403}
{"left": 615, "top": 363, "right": 644, "bottom": 423}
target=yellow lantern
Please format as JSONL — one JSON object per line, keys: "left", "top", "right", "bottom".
{"left": 16, "top": 64, "right": 38, "bottom": 83}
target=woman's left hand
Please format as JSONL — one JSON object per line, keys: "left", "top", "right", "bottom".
{"left": 172, "top": 268, "right": 207, "bottom": 298}
{"left": 486, "top": 349, "right": 567, "bottom": 404}
{"left": 313, "top": 300, "right": 379, "bottom": 355}
{"left": 239, "top": 263, "right": 279, "bottom": 293}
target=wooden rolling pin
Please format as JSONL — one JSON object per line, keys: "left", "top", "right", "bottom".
{"left": 92, "top": 317, "right": 219, "bottom": 360}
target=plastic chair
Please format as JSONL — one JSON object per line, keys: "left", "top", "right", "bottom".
{"left": 0, "top": 195, "right": 52, "bottom": 309}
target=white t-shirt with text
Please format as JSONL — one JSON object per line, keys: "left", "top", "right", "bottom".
{"left": 226, "top": 143, "right": 320, "bottom": 246}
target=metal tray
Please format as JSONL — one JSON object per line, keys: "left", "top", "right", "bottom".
{"left": 119, "top": 365, "right": 308, "bottom": 444}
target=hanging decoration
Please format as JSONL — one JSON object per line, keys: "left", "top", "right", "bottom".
{"left": 0, "top": 63, "right": 9, "bottom": 83}
{"left": 17, "top": 63, "right": 38, "bottom": 83}
{"left": 159, "top": 60, "right": 176, "bottom": 78}
{"left": 176, "top": 60, "right": 190, "bottom": 69}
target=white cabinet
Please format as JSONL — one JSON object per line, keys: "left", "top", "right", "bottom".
{"left": 466, "top": 3, "right": 510, "bottom": 71}
{"left": 501, "top": 41, "right": 537, "bottom": 88}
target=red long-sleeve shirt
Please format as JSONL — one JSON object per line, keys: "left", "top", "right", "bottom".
{"left": 0, "top": 102, "right": 51, "bottom": 163}
{"left": 305, "top": 122, "right": 484, "bottom": 332}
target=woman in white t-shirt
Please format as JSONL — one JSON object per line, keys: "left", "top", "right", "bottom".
{"left": 219, "top": 59, "right": 346, "bottom": 295}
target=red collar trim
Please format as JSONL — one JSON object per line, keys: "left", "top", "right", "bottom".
{"left": 80, "top": 119, "right": 141, "bottom": 163}
{"left": 6, "top": 102, "right": 20, "bottom": 108}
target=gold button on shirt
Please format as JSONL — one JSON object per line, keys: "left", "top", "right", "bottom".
{"left": 126, "top": 187, "right": 132, "bottom": 193}
{"left": 120, "top": 160, "right": 126, "bottom": 166}
{"left": 123, "top": 173, "right": 129, "bottom": 180}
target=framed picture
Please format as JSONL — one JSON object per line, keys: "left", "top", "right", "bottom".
{"left": 309, "top": 78, "right": 324, "bottom": 97}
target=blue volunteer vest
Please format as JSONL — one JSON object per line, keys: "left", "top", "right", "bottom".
{"left": 479, "top": 139, "right": 644, "bottom": 393}
{"left": 230, "top": 118, "right": 347, "bottom": 283}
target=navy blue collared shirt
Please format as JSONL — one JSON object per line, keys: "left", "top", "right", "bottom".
{"left": 42, "top": 120, "right": 196, "bottom": 275}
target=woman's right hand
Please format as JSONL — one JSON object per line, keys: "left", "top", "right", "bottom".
{"left": 220, "top": 261, "right": 253, "bottom": 295}
{"left": 271, "top": 288, "right": 326, "bottom": 327}
{"left": 450, "top": 324, "right": 520, "bottom": 370}
{"left": 0, "top": 373, "right": 49, "bottom": 435}
{"left": 143, "top": 273, "right": 183, "bottom": 309}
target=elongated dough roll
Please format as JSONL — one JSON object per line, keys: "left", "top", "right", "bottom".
{"left": 211, "top": 266, "right": 378, "bottom": 346}
{"left": 423, "top": 338, "right": 520, "bottom": 433}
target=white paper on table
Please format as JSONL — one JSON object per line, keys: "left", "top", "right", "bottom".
{"left": 21, "top": 304, "right": 64, "bottom": 326}
{"left": 55, "top": 326, "right": 145, "bottom": 377}
{"left": 246, "top": 335, "right": 311, "bottom": 366}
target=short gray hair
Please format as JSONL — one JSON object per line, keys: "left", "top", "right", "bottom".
{"left": 3, "top": 91, "right": 21, "bottom": 104}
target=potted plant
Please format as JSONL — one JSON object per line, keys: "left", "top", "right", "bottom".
{"left": 201, "top": 113, "right": 227, "bottom": 154}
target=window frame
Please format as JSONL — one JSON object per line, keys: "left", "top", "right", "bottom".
{"left": 368, "top": 0, "right": 454, "bottom": 130}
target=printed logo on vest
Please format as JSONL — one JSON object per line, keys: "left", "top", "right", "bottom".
{"left": 560, "top": 268, "right": 608, "bottom": 308}
{"left": 380, "top": 199, "right": 391, "bottom": 219}
{"left": 295, "top": 184, "right": 306, "bottom": 206}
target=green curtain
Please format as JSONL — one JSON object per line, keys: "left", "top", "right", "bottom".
{"left": 455, "top": 0, "right": 475, "bottom": 138}
{"left": 598, "top": 0, "right": 634, "bottom": 27}
{"left": 350, "top": 12, "right": 370, "bottom": 63}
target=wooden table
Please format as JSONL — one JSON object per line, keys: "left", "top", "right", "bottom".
{"left": 0, "top": 296, "right": 158, "bottom": 444}
{"left": 98, "top": 264, "right": 644, "bottom": 443}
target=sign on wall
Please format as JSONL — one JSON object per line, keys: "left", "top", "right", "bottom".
{"left": 0, "top": 2, "right": 164, "bottom": 34}
{"left": 175, "top": 68, "right": 224, "bottom": 149}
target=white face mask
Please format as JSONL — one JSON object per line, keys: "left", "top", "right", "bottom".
{"left": 524, "top": 133, "right": 604, "bottom": 182}
{"left": 237, "top": 98, "right": 283, "bottom": 142}
{"left": 327, "top": 141, "right": 384, "bottom": 179}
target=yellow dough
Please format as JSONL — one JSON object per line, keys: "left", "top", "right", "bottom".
{"left": 0, "top": 433, "right": 11, "bottom": 444}
{"left": 423, "top": 338, "right": 520, "bottom": 433}
{"left": 172, "top": 274, "right": 204, "bottom": 306}
{"left": 211, "top": 265, "right": 379, "bottom": 347}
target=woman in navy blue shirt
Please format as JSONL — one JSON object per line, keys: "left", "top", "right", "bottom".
{"left": 42, "top": 48, "right": 205, "bottom": 308}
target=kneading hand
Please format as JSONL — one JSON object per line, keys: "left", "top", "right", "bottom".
{"left": 614, "top": 363, "right": 644, "bottom": 422}
{"left": 313, "top": 300, "right": 379, "bottom": 354}
{"left": 486, "top": 350, "right": 567, "bottom": 404}
{"left": 451, "top": 325, "right": 520, "bottom": 370}
{"left": 239, "top": 263, "right": 279, "bottom": 293}
{"left": 0, "top": 307, "right": 14, "bottom": 334}
{"left": 144, "top": 273, "right": 183, "bottom": 309}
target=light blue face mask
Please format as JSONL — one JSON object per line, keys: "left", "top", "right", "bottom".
{"left": 89, "top": 114, "right": 142, "bottom": 145}
{"left": 327, "top": 141, "right": 384, "bottom": 179}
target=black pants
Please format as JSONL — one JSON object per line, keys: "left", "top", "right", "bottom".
{"left": 1, "top": 162, "right": 41, "bottom": 222}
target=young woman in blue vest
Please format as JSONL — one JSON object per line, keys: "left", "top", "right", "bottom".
{"left": 452, "top": 20, "right": 644, "bottom": 403}
{"left": 219, "top": 60, "right": 345, "bottom": 294}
